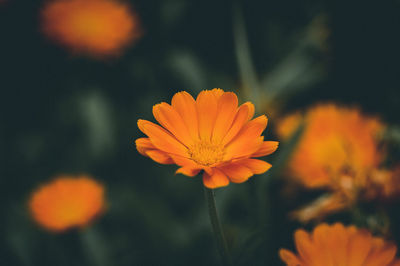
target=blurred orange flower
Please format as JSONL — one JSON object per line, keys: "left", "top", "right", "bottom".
{"left": 136, "top": 89, "right": 278, "bottom": 189}
{"left": 277, "top": 104, "right": 392, "bottom": 221}
{"left": 278, "top": 104, "right": 384, "bottom": 189}
{"left": 280, "top": 223, "right": 400, "bottom": 266}
{"left": 29, "top": 175, "right": 105, "bottom": 232}
{"left": 41, "top": 0, "right": 141, "bottom": 57}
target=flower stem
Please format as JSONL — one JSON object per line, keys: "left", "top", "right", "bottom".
{"left": 204, "top": 187, "right": 233, "bottom": 266}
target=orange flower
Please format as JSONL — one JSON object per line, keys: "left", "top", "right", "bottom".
{"left": 277, "top": 104, "right": 388, "bottom": 221}
{"left": 136, "top": 89, "right": 278, "bottom": 189}
{"left": 41, "top": 0, "right": 141, "bottom": 57}
{"left": 278, "top": 104, "right": 384, "bottom": 189}
{"left": 280, "top": 223, "right": 400, "bottom": 266}
{"left": 29, "top": 175, "right": 105, "bottom": 232}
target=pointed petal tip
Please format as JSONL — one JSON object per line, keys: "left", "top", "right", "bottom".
{"left": 137, "top": 119, "right": 152, "bottom": 134}
{"left": 255, "top": 114, "right": 268, "bottom": 124}
{"left": 243, "top": 102, "right": 255, "bottom": 120}
{"left": 279, "top": 249, "right": 302, "bottom": 265}
{"left": 171, "top": 91, "right": 190, "bottom": 101}
{"left": 134, "top": 138, "right": 144, "bottom": 146}
{"left": 252, "top": 140, "right": 279, "bottom": 157}
{"left": 137, "top": 119, "right": 147, "bottom": 132}
{"left": 240, "top": 159, "right": 272, "bottom": 174}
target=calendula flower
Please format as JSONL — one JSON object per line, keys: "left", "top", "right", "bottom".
{"left": 41, "top": 0, "right": 141, "bottom": 57}
{"left": 278, "top": 104, "right": 384, "bottom": 189}
{"left": 280, "top": 223, "right": 400, "bottom": 266}
{"left": 277, "top": 104, "right": 388, "bottom": 221}
{"left": 136, "top": 89, "right": 278, "bottom": 189}
{"left": 29, "top": 175, "right": 105, "bottom": 232}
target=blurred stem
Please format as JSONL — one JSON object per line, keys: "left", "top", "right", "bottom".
{"left": 256, "top": 172, "right": 272, "bottom": 226}
{"left": 204, "top": 187, "right": 232, "bottom": 266}
{"left": 80, "top": 226, "right": 109, "bottom": 266}
{"left": 233, "top": 2, "right": 260, "bottom": 106}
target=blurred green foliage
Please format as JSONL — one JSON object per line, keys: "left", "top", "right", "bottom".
{"left": 1, "top": 0, "right": 400, "bottom": 265}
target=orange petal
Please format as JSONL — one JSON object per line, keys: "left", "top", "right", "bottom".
{"left": 230, "top": 115, "right": 268, "bottom": 144}
{"left": 347, "top": 230, "right": 372, "bottom": 266}
{"left": 176, "top": 167, "right": 200, "bottom": 177}
{"left": 171, "top": 91, "right": 199, "bottom": 141}
{"left": 224, "top": 115, "right": 268, "bottom": 159}
{"left": 294, "top": 229, "right": 314, "bottom": 264}
{"left": 146, "top": 150, "right": 174, "bottom": 164}
{"left": 196, "top": 90, "right": 218, "bottom": 141}
{"left": 365, "top": 243, "right": 397, "bottom": 266}
{"left": 252, "top": 141, "right": 279, "bottom": 157}
{"left": 153, "top": 102, "right": 194, "bottom": 147}
{"left": 312, "top": 223, "right": 330, "bottom": 244}
{"left": 239, "top": 159, "right": 272, "bottom": 174}
{"left": 137, "top": 119, "right": 188, "bottom": 157}
{"left": 202, "top": 169, "right": 229, "bottom": 189}
{"left": 312, "top": 224, "right": 335, "bottom": 266}
{"left": 219, "top": 163, "right": 253, "bottom": 183}
{"left": 242, "top": 102, "right": 255, "bottom": 121}
{"left": 224, "top": 136, "right": 264, "bottom": 161}
{"left": 222, "top": 103, "right": 250, "bottom": 145}
{"left": 170, "top": 154, "right": 201, "bottom": 169}
{"left": 328, "top": 223, "right": 350, "bottom": 265}
{"left": 279, "top": 249, "right": 302, "bottom": 266}
{"left": 212, "top": 92, "right": 238, "bottom": 143}
{"left": 135, "top": 137, "right": 155, "bottom": 155}
{"left": 203, "top": 166, "right": 214, "bottom": 176}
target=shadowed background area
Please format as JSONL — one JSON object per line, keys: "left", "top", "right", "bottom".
{"left": 1, "top": 0, "right": 400, "bottom": 265}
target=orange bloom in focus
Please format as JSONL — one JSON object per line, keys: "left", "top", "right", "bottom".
{"left": 280, "top": 223, "right": 400, "bottom": 266}
{"left": 41, "top": 0, "right": 141, "bottom": 57}
{"left": 29, "top": 175, "right": 105, "bottom": 232}
{"left": 278, "top": 104, "right": 384, "bottom": 189}
{"left": 136, "top": 89, "right": 278, "bottom": 189}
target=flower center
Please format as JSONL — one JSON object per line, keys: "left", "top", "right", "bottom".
{"left": 188, "top": 140, "right": 225, "bottom": 166}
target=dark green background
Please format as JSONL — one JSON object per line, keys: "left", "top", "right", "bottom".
{"left": 1, "top": 0, "right": 400, "bottom": 265}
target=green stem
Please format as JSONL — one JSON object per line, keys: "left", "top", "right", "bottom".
{"left": 204, "top": 187, "right": 233, "bottom": 266}
{"left": 80, "top": 226, "right": 109, "bottom": 266}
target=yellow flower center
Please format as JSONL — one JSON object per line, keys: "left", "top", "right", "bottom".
{"left": 188, "top": 140, "right": 225, "bottom": 166}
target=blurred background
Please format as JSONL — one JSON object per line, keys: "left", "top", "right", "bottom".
{"left": 1, "top": 0, "right": 400, "bottom": 265}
